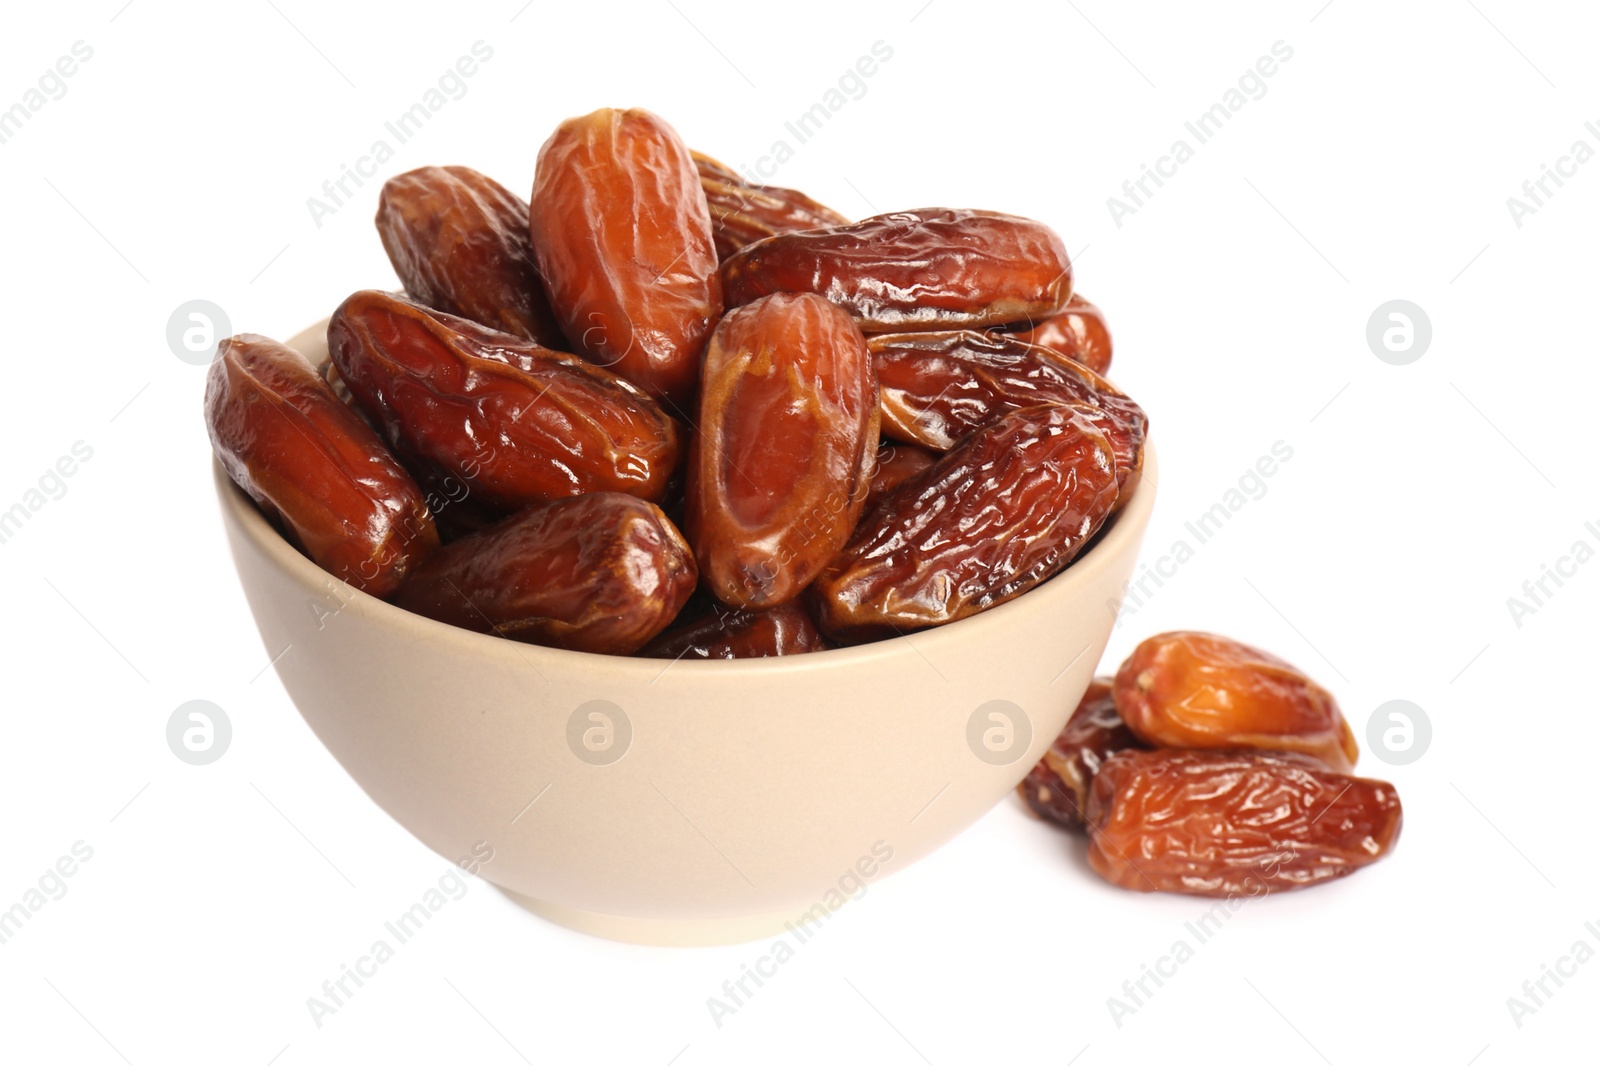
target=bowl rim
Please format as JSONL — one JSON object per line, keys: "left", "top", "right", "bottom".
{"left": 215, "top": 441, "right": 1155, "bottom": 680}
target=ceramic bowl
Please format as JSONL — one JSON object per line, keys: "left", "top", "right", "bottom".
{"left": 215, "top": 320, "right": 1156, "bottom": 944}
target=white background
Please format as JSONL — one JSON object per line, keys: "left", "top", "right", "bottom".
{"left": 2, "top": 1, "right": 1596, "bottom": 1062}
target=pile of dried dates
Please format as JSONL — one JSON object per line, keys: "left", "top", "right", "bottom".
{"left": 206, "top": 107, "right": 1144, "bottom": 657}
{"left": 1020, "top": 631, "right": 1404, "bottom": 897}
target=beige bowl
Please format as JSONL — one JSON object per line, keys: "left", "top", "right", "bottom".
{"left": 215, "top": 320, "right": 1157, "bottom": 945}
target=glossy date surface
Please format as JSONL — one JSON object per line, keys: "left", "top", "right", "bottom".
{"left": 206, "top": 333, "right": 437, "bottom": 597}
{"left": 327, "top": 290, "right": 680, "bottom": 513}
{"left": 394, "top": 492, "right": 696, "bottom": 654}
{"left": 1113, "top": 631, "right": 1358, "bottom": 772}
{"left": 1086, "top": 749, "right": 1402, "bottom": 897}
{"left": 639, "top": 599, "right": 827, "bottom": 660}
{"left": 863, "top": 440, "right": 937, "bottom": 514}
{"left": 1019, "top": 678, "right": 1146, "bottom": 830}
{"left": 1002, "top": 293, "right": 1113, "bottom": 376}
{"left": 688, "top": 292, "right": 877, "bottom": 609}
{"left": 869, "top": 329, "right": 1147, "bottom": 494}
{"left": 692, "top": 151, "right": 849, "bottom": 260}
{"left": 811, "top": 404, "right": 1119, "bottom": 642}
{"left": 376, "top": 165, "right": 566, "bottom": 348}
{"left": 529, "top": 108, "right": 721, "bottom": 409}
{"left": 720, "top": 208, "right": 1072, "bottom": 332}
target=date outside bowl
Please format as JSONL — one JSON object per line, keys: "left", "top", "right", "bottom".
{"left": 213, "top": 318, "right": 1158, "bottom": 945}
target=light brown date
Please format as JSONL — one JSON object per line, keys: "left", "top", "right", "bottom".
{"left": 638, "top": 599, "right": 828, "bottom": 660}
{"left": 1086, "top": 749, "right": 1403, "bottom": 897}
{"left": 1000, "top": 293, "right": 1113, "bottom": 376}
{"left": 692, "top": 150, "right": 850, "bottom": 260}
{"left": 327, "top": 290, "right": 681, "bottom": 513}
{"left": 529, "top": 108, "right": 722, "bottom": 410}
{"left": 720, "top": 208, "right": 1072, "bottom": 332}
{"left": 869, "top": 329, "right": 1147, "bottom": 496}
{"left": 376, "top": 165, "right": 566, "bottom": 348}
{"left": 688, "top": 292, "right": 878, "bottom": 609}
{"left": 206, "top": 334, "right": 437, "bottom": 597}
{"left": 812, "top": 404, "right": 1119, "bottom": 642}
{"left": 1113, "top": 631, "right": 1359, "bottom": 772}
{"left": 394, "top": 492, "right": 696, "bottom": 654}
{"left": 1018, "top": 678, "right": 1146, "bottom": 830}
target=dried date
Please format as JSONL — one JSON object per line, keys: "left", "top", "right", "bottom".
{"left": 1000, "top": 293, "right": 1113, "bottom": 376}
{"left": 1113, "top": 631, "right": 1359, "bottom": 772}
{"left": 1086, "top": 749, "right": 1403, "bottom": 897}
{"left": 376, "top": 165, "right": 566, "bottom": 347}
{"left": 687, "top": 292, "right": 878, "bottom": 609}
{"left": 863, "top": 440, "right": 938, "bottom": 514}
{"left": 720, "top": 208, "right": 1072, "bottom": 332}
{"left": 394, "top": 492, "right": 696, "bottom": 654}
{"left": 327, "top": 290, "right": 681, "bottom": 513}
{"left": 869, "top": 329, "right": 1147, "bottom": 495}
{"left": 638, "top": 600, "right": 827, "bottom": 660}
{"left": 206, "top": 334, "right": 437, "bottom": 597}
{"left": 390, "top": 450, "right": 513, "bottom": 544}
{"left": 529, "top": 108, "right": 722, "bottom": 409}
{"left": 812, "top": 404, "right": 1119, "bottom": 642}
{"left": 692, "top": 150, "right": 850, "bottom": 260}
{"left": 1018, "top": 678, "right": 1146, "bottom": 830}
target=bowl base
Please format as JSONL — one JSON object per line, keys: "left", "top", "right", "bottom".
{"left": 496, "top": 888, "right": 797, "bottom": 947}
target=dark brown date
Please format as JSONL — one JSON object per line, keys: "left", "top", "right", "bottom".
{"left": 688, "top": 292, "right": 878, "bottom": 609}
{"left": 692, "top": 150, "right": 850, "bottom": 260}
{"left": 394, "top": 492, "right": 696, "bottom": 654}
{"left": 529, "top": 108, "right": 722, "bottom": 410}
{"left": 389, "top": 447, "right": 513, "bottom": 544}
{"left": 812, "top": 404, "right": 1119, "bottom": 642}
{"left": 638, "top": 600, "right": 828, "bottom": 660}
{"left": 1001, "top": 293, "right": 1113, "bottom": 376}
{"left": 1086, "top": 749, "right": 1403, "bottom": 897}
{"left": 870, "top": 329, "right": 1147, "bottom": 496}
{"left": 1113, "top": 631, "right": 1359, "bottom": 772}
{"left": 1018, "top": 678, "right": 1146, "bottom": 830}
{"left": 327, "top": 290, "right": 680, "bottom": 512}
{"left": 206, "top": 334, "right": 437, "bottom": 597}
{"left": 863, "top": 440, "right": 938, "bottom": 514}
{"left": 720, "top": 208, "right": 1072, "bottom": 332}
{"left": 376, "top": 165, "right": 566, "bottom": 348}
